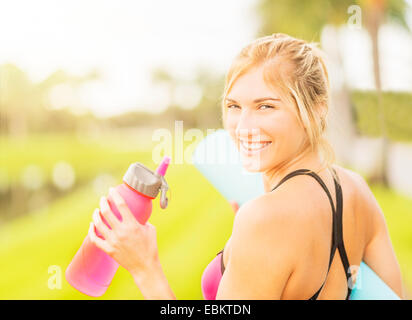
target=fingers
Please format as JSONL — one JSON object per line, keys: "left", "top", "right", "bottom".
{"left": 100, "top": 195, "right": 121, "bottom": 228}
{"left": 88, "top": 222, "right": 113, "bottom": 254}
{"left": 108, "top": 187, "right": 136, "bottom": 224}
{"left": 92, "top": 208, "right": 111, "bottom": 240}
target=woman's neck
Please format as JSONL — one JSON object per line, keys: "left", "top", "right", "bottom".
{"left": 262, "top": 147, "right": 325, "bottom": 193}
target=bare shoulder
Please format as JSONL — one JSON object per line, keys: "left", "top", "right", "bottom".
{"left": 232, "top": 169, "right": 341, "bottom": 238}
{"left": 231, "top": 184, "right": 311, "bottom": 254}
{"left": 333, "top": 165, "right": 380, "bottom": 212}
{"left": 233, "top": 165, "right": 384, "bottom": 248}
{"left": 332, "top": 166, "right": 404, "bottom": 297}
{"left": 218, "top": 192, "right": 299, "bottom": 299}
{"left": 235, "top": 184, "right": 306, "bottom": 228}
{"left": 333, "top": 164, "right": 370, "bottom": 193}
{"left": 224, "top": 191, "right": 301, "bottom": 296}
{"left": 332, "top": 165, "right": 386, "bottom": 239}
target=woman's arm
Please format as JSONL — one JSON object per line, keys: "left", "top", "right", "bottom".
{"left": 131, "top": 258, "right": 176, "bottom": 300}
{"left": 363, "top": 220, "right": 404, "bottom": 299}
{"left": 352, "top": 173, "right": 404, "bottom": 298}
{"left": 216, "top": 195, "right": 297, "bottom": 299}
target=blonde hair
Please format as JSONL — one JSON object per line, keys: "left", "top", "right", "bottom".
{"left": 221, "top": 33, "right": 335, "bottom": 174}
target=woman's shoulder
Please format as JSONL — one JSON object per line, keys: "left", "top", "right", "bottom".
{"left": 234, "top": 165, "right": 376, "bottom": 238}
{"left": 331, "top": 164, "right": 385, "bottom": 249}
{"left": 333, "top": 165, "right": 387, "bottom": 232}
{"left": 229, "top": 188, "right": 305, "bottom": 273}
{"left": 332, "top": 165, "right": 379, "bottom": 213}
{"left": 332, "top": 164, "right": 369, "bottom": 192}
{"left": 232, "top": 181, "right": 314, "bottom": 244}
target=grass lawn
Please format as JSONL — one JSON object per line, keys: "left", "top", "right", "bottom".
{"left": 0, "top": 132, "right": 410, "bottom": 299}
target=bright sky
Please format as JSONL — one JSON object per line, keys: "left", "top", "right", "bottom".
{"left": 0, "top": 0, "right": 411, "bottom": 117}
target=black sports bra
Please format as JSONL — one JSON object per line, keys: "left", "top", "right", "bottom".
{"left": 217, "top": 168, "right": 352, "bottom": 300}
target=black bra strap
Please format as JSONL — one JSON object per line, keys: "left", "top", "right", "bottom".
{"left": 218, "top": 168, "right": 352, "bottom": 299}
{"left": 309, "top": 245, "right": 337, "bottom": 300}
{"left": 272, "top": 169, "right": 337, "bottom": 223}
{"left": 272, "top": 168, "right": 348, "bottom": 300}
{"left": 272, "top": 169, "right": 312, "bottom": 192}
{"left": 333, "top": 174, "right": 352, "bottom": 299}
{"left": 306, "top": 169, "right": 340, "bottom": 300}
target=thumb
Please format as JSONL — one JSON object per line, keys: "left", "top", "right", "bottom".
{"left": 229, "top": 201, "right": 239, "bottom": 215}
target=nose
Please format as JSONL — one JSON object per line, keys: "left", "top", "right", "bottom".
{"left": 235, "top": 109, "right": 261, "bottom": 140}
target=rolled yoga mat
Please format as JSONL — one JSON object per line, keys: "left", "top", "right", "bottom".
{"left": 192, "top": 129, "right": 400, "bottom": 300}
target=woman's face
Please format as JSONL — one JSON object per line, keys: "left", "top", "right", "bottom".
{"left": 224, "top": 65, "right": 307, "bottom": 172}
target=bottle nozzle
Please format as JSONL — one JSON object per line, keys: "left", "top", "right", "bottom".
{"left": 155, "top": 156, "right": 170, "bottom": 209}
{"left": 156, "top": 156, "right": 171, "bottom": 176}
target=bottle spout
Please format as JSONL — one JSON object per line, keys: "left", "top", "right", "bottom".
{"left": 155, "top": 156, "right": 170, "bottom": 209}
{"left": 156, "top": 155, "right": 171, "bottom": 176}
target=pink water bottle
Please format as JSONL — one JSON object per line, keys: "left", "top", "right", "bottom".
{"left": 65, "top": 156, "right": 170, "bottom": 297}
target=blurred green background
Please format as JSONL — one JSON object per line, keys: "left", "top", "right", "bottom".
{"left": 1, "top": 0, "right": 411, "bottom": 299}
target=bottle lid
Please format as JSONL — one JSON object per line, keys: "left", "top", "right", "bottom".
{"left": 122, "top": 162, "right": 169, "bottom": 209}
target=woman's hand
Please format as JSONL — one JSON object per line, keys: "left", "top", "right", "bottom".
{"left": 88, "top": 187, "right": 159, "bottom": 279}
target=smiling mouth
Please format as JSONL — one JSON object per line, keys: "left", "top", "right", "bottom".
{"left": 239, "top": 140, "right": 272, "bottom": 154}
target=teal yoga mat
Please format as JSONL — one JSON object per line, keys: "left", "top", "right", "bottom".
{"left": 192, "top": 129, "right": 400, "bottom": 300}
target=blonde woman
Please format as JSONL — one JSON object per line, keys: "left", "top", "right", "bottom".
{"left": 89, "top": 33, "right": 404, "bottom": 300}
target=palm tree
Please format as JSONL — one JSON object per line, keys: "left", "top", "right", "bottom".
{"left": 360, "top": 0, "right": 409, "bottom": 185}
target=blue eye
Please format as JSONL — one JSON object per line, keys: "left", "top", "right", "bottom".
{"left": 227, "top": 104, "right": 274, "bottom": 110}
{"left": 259, "top": 105, "right": 274, "bottom": 110}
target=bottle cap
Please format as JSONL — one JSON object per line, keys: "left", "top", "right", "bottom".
{"left": 122, "top": 162, "right": 169, "bottom": 209}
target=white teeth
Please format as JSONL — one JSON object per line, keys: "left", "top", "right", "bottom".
{"left": 240, "top": 140, "right": 271, "bottom": 151}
